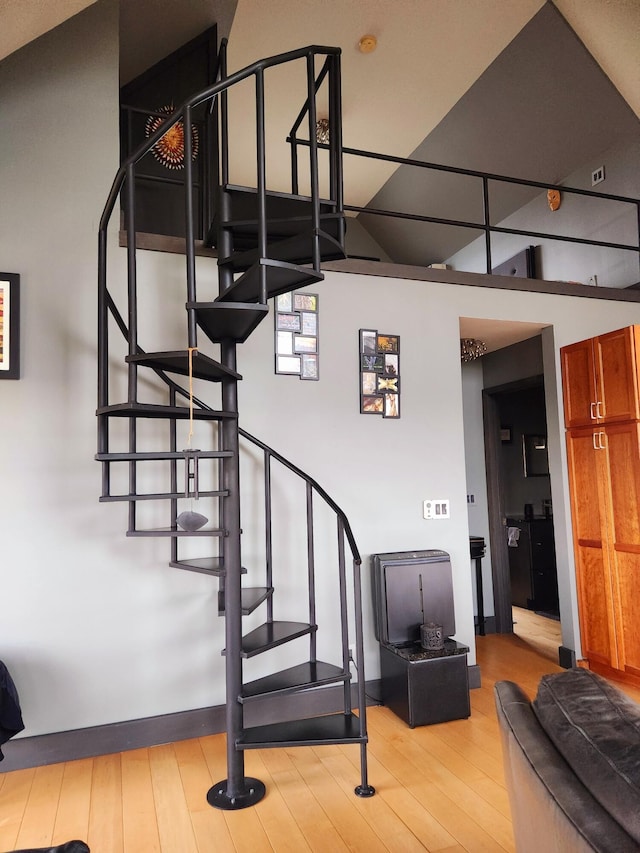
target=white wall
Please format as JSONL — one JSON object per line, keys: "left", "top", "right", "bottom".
{"left": 447, "top": 139, "right": 640, "bottom": 288}
{"left": 4, "top": 2, "right": 640, "bottom": 740}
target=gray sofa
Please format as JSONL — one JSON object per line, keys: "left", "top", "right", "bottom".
{"left": 495, "top": 668, "right": 640, "bottom": 852}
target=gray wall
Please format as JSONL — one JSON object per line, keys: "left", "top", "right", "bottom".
{"left": 462, "top": 359, "right": 494, "bottom": 621}
{"left": 4, "top": 2, "right": 640, "bottom": 740}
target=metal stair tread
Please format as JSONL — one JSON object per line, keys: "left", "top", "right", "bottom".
{"left": 96, "top": 449, "right": 233, "bottom": 461}
{"left": 240, "top": 660, "right": 349, "bottom": 703}
{"left": 170, "top": 557, "right": 247, "bottom": 576}
{"left": 171, "top": 556, "right": 224, "bottom": 575}
{"left": 100, "top": 489, "right": 228, "bottom": 502}
{"left": 210, "top": 184, "right": 340, "bottom": 248}
{"left": 96, "top": 403, "right": 237, "bottom": 420}
{"left": 127, "top": 527, "right": 226, "bottom": 538}
{"left": 239, "top": 586, "right": 273, "bottom": 615}
{"left": 217, "top": 259, "right": 323, "bottom": 304}
{"left": 237, "top": 712, "right": 366, "bottom": 749}
{"left": 235, "top": 620, "right": 316, "bottom": 658}
{"left": 126, "top": 350, "right": 241, "bottom": 381}
{"left": 219, "top": 228, "right": 345, "bottom": 272}
{"left": 189, "top": 301, "right": 269, "bottom": 344}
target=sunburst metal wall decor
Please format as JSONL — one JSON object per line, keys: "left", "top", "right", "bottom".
{"left": 145, "top": 106, "right": 199, "bottom": 170}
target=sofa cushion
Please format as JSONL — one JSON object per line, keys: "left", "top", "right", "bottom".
{"left": 532, "top": 668, "right": 640, "bottom": 844}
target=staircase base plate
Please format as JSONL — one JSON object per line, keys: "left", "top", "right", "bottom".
{"left": 355, "top": 784, "right": 376, "bottom": 798}
{"left": 207, "top": 777, "right": 266, "bottom": 810}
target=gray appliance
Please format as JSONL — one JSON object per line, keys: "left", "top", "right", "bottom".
{"left": 372, "top": 550, "right": 470, "bottom": 727}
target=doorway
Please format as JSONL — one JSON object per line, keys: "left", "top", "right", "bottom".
{"left": 483, "top": 375, "right": 561, "bottom": 656}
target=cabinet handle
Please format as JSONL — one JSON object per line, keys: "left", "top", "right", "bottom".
{"left": 590, "top": 402, "right": 597, "bottom": 420}
{"left": 596, "top": 401, "right": 604, "bottom": 420}
{"left": 598, "top": 431, "right": 606, "bottom": 450}
{"left": 593, "top": 432, "right": 599, "bottom": 450}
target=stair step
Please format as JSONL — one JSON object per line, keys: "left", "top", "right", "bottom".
{"left": 217, "top": 259, "right": 323, "bottom": 305}
{"left": 211, "top": 184, "right": 341, "bottom": 249}
{"left": 100, "top": 489, "right": 228, "bottom": 502}
{"left": 126, "top": 351, "right": 241, "bottom": 381}
{"left": 240, "top": 660, "right": 349, "bottom": 703}
{"left": 170, "top": 557, "right": 247, "bottom": 576}
{"left": 96, "top": 403, "right": 237, "bottom": 421}
{"left": 237, "top": 712, "right": 366, "bottom": 750}
{"left": 230, "top": 621, "right": 316, "bottom": 658}
{"left": 219, "top": 228, "right": 345, "bottom": 272}
{"left": 96, "top": 450, "right": 232, "bottom": 461}
{"left": 239, "top": 586, "right": 273, "bottom": 615}
{"left": 189, "top": 301, "right": 269, "bottom": 344}
{"left": 127, "top": 527, "right": 227, "bottom": 538}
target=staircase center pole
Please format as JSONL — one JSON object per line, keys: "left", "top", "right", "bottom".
{"left": 207, "top": 342, "right": 266, "bottom": 810}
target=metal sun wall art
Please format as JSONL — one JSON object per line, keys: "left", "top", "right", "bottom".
{"left": 274, "top": 292, "right": 319, "bottom": 379}
{"left": 359, "top": 329, "right": 400, "bottom": 418}
{"left": 145, "top": 105, "right": 199, "bottom": 170}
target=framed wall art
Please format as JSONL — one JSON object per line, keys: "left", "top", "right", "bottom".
{"left": 0, "top": 273, "right": 20, "bottom": 380}
{"left": 274, "top": 292, "right": 319, "bottom": 380}
{"left": 359, "top": 328, "right": 400, "bottom": 418}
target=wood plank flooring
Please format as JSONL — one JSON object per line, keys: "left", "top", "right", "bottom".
{"left": 2, "top": 623, "right": 634, "bottom": 853}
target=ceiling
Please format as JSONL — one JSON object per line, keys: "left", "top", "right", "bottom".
{"left": 459, "top": 318, "right": 549, "bottom": 355}
{"left": 2, "top": 0, "right": 639, "bottom": 353}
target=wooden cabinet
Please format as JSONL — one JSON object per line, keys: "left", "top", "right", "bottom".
{"left": 561, "top": 326, "right": 640, "bottom": 428}
{"left": 562, "top": 326, "right": 640, "bottom": 687}
{"left": 506, "top": 518, "right": 558, "bottom": 614}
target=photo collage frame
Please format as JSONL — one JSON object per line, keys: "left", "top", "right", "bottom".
{"left": 359, "top": 328, "right": 400, "bottom": 418}
{"left": 274, "top": 292, "right": 319, "bottom": 380}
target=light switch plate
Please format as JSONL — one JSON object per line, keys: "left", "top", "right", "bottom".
{"left": 423, "top": 499, "right": 450, "bottom": 519}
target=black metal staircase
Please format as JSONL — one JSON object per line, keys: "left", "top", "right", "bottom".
{"left": 97, "top": 43, "right": 374, "bottom": 810}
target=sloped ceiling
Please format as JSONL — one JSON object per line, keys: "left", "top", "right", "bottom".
{"left": 360, "top": 2, "right": 640, "bottom": 265}
{"left": 222, "top": 0, "right": 640, "bottom": 209}
{"left": 0, "top": 0, "right": 97, "bottom": 61}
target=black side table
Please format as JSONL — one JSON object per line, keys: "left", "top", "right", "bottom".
{"left": 380, "top": 639, "right": 470, "bottom": 728}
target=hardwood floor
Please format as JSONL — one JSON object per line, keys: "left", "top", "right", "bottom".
{"left": 511, "top": 606, "right": 562, "bottom": 663}
{"left": 0, "top": 633, "right": 606, "bottom": 852}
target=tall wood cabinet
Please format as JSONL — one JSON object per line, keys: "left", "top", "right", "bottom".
{"left": 562, "top": 325, "right": 640, "bottom": 686}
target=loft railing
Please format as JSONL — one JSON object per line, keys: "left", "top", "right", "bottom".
{"left": 288, "top": 137, "right": 640, "bottom": 280}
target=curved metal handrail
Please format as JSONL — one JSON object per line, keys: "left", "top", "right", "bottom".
{"left": 103, "top": 290, "right": 361, "bottom": 566}
{"left": 99, "top": 44, "right": 341, "bottom": 233}
{"left": 238, "top": 426, "right": 361, "bottom": 565}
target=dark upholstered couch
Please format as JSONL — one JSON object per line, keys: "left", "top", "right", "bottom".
{"left": 495, "top": 668, "right": 640, "bottom": 852}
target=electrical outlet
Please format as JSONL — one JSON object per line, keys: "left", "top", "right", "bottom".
{"left": 423, "top": 499, "right": 450, "bottom": 519}
{"left": 592, "top": 165, "right": 605, "bottom": 186}
{"left": 467, "top": 494, "right": 475, "bottom": 504}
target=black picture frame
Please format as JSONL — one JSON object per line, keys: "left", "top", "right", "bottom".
{"left": 275, "top": 292, "right": 319, "bottom": 380}
{"left": 359, "top": 327, "right": 401, "bottom": 418}
{"left": 0, "top": 273, "right": 20, "bottom": 380}
{"left": 362, "top": 395, "right": 384, "bottom": 414}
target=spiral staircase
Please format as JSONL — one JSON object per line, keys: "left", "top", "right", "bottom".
{"left": 97, "top": 44, "right": 374, "bottom": 809}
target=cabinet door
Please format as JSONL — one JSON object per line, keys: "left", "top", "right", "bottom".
{"left": 529, "top": 520, "right": 558, "bottom": 613}
{"left": 561, "top": 326, "right": 640, "bottom": 428}
{"left": 595, "top": 326, "right": 640, "bottom": 424}
{"left": 566, "top": 427, "right": 618, "bottom": 669}
{"left": 561, "top": 338, "right": 597, "bottom": 428}
{"left": 602, "top": 422, "right": 640, "bottom": 677}
{"left": 506, "top": 520, "right": 533, "bottom": 608}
